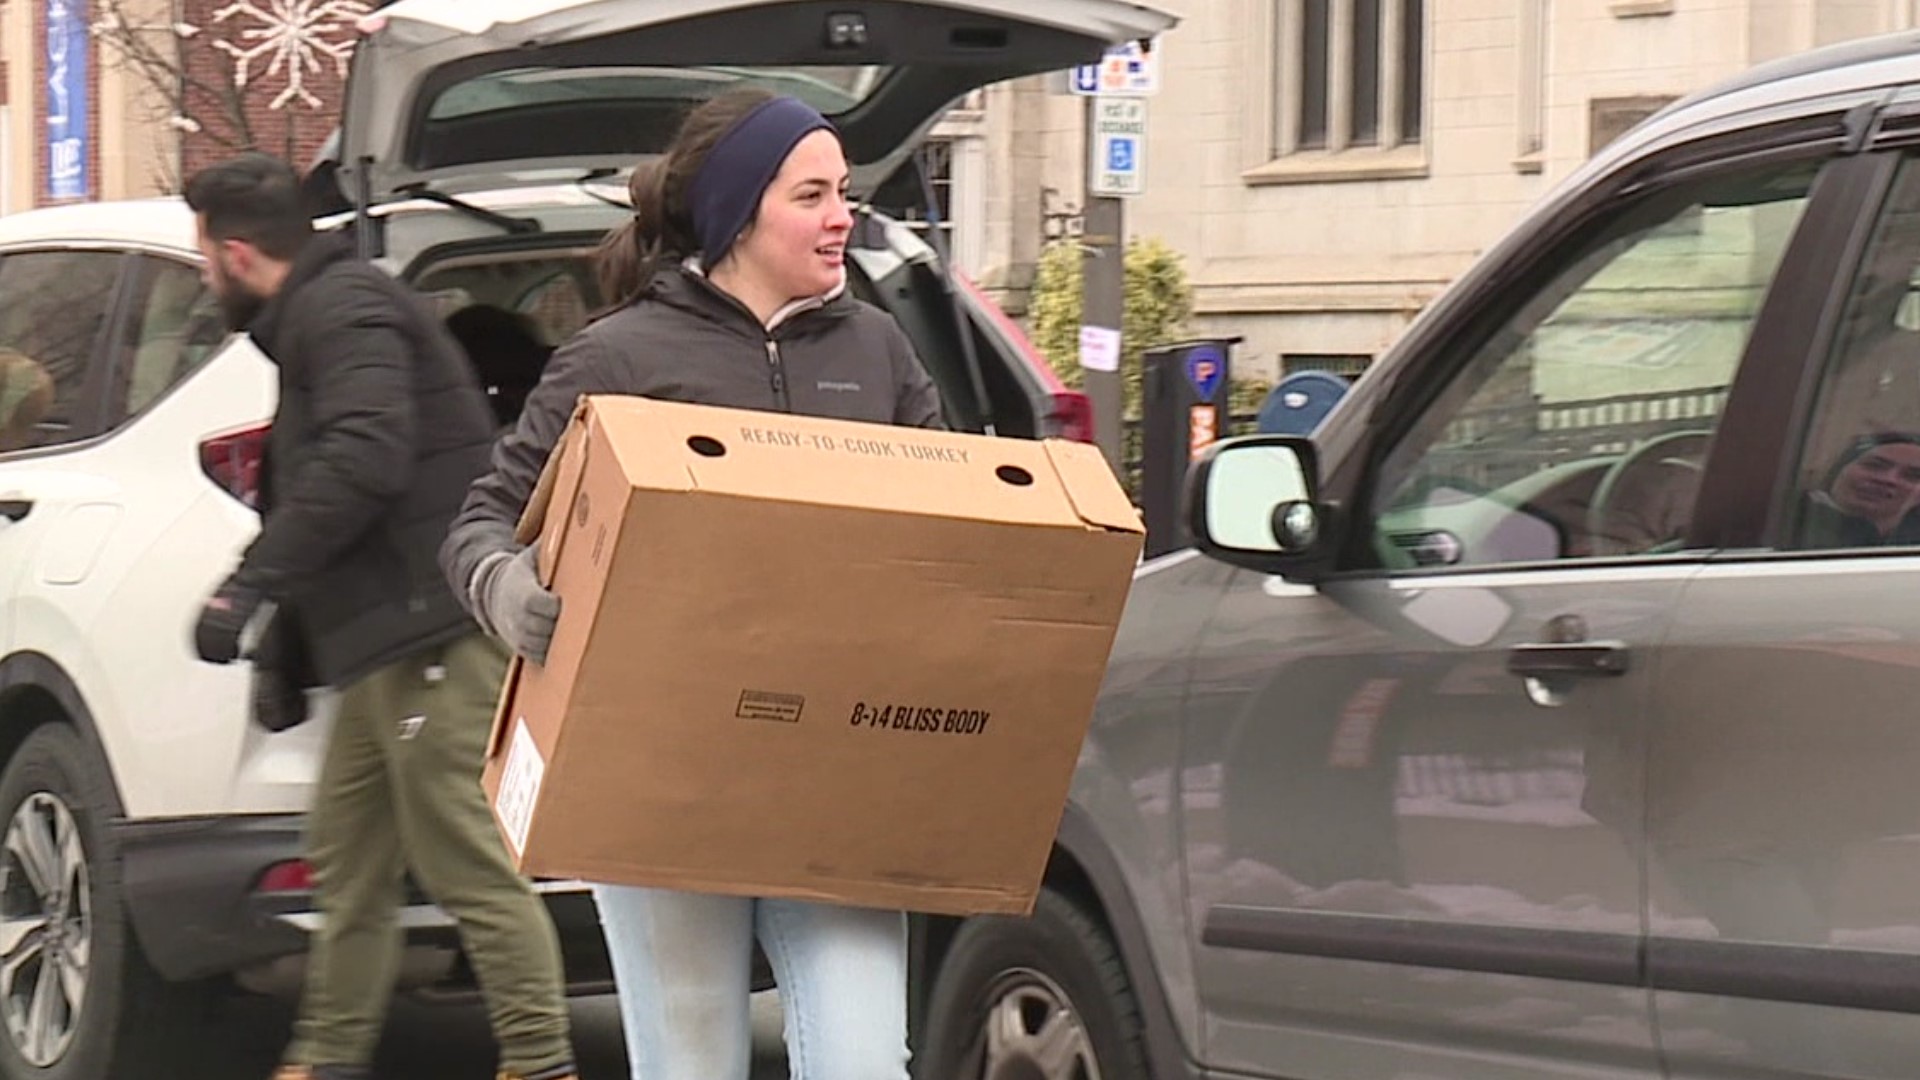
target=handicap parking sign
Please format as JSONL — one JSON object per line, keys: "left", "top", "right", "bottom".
{"left": 1090, "top": 97, "right": 1147, "bottom": 197}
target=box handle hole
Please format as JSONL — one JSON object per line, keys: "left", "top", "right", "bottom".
{"left": 996, "top": 465, "right": 1034, "bottom": 487}
{"left": 688, "top": 436, "right": 727, "bottom": 458}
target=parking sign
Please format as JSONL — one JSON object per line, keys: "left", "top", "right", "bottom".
{"left": 1091, "top": 97, "right": 1147, "bottom": 198}
{"left": 1184, "top": 345, "right": 1225, "bottom": 399}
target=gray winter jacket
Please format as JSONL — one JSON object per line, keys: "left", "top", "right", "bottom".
{"left": 440, "top": 265, "right": 945, "bottom": 605}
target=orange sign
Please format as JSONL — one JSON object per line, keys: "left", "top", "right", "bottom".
{"left": 1189, "top": 405, "right": 1218, "bottom": 460}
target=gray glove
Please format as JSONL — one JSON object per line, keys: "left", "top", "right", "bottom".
{"left": 470, "top": 545, "right": 561, "bottom": 665}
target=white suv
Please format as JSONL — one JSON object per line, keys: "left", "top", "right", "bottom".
{"left": 0, "top": 1, "right": 1172, "bottom": 1076}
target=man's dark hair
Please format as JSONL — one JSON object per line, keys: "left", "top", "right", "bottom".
{"left": 184, "top": 153, "right": 312, "bottom": 260}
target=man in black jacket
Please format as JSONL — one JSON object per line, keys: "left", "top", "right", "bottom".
{"left": 185, "top": 154, "right": 576, "bottom": 1080}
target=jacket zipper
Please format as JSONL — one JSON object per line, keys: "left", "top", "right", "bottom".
{"left": 765, "top": 338, "right": 793, "bottom": 412}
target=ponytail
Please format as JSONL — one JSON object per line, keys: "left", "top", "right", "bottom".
{"left": 592, "top": 219, "right": 654, "bottom": 315}
{"left": 594, "top": 161, "right": 671, "bottom": 315}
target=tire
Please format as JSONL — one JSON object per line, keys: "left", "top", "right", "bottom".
{"left": 919, "top": 889, "right": 1150, "bottom": 1080}
{"left": 0, "top": 725, "right": 204, "bottom": 1080}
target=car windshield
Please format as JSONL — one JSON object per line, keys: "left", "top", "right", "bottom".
{"left": 427, "top": 64, "right": 885, "bottom": 123}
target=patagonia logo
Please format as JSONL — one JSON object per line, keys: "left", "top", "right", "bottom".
{"left": 816, "top": 380, "right": 863, "bottom": 393}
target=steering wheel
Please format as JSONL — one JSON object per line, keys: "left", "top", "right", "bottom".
{"left": 1587, "top": 429, "right": 1713, "bottom": 557}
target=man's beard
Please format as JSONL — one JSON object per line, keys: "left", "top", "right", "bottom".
{"left": 215, "top": 281, "right": 266, "bottom": 333}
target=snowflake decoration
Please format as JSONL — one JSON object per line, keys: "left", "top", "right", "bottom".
{"left": 211, "top": 0, "right": 369, "bottom": 111}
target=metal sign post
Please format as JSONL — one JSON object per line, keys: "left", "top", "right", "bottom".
{"left": 1073, "top": 38, "right": 1159, "bottom": 476}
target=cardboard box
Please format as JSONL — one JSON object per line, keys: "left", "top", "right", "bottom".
{"left": 482, "top": 396, "right": 1143, "bottom": 915}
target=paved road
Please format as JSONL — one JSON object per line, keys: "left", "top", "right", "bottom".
{"left": 204, "top": 990, "right": 787, "bottom": 1079}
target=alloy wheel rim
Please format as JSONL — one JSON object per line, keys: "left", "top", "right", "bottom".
{"left": 979, "top": 967, "right": 1101, "bottom": 1080}
{"left": 0, "top": 791, "right": 91, "bottom": 1067}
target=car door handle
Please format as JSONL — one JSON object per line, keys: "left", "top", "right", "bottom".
{"left": 1508, "top": 641, "right": 1630, "bottom": 678}
{"left": 0, "top": 499, "right": 30, "bottom": 522}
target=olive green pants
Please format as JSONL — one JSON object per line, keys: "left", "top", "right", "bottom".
{"left": 285, "top": 632, "right": 572, "bottom": 1076}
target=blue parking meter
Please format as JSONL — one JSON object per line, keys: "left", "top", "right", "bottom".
{"left": 1257, "top": 371, "right": 1350, "bottom": 436}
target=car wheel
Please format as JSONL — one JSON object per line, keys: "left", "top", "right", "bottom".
{"left": 920, "top": 889, "right": 1150, "bottom": 1080}
{"left": 0, "top": 725, "right": 202, "bottom": 1079}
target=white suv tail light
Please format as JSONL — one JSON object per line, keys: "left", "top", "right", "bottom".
{"left": 199, "top": 422, "right": 270, "bottom": 508}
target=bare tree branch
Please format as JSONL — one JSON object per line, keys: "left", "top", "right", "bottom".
{"left": 91, "top": 0, "right": 265, "bottom": 186}
{"left": 93, "top": 0, "right": 365, "bottom": 190}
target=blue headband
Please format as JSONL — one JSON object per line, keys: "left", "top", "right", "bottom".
{"left": 690, "top": 96, "right": 837, "bottom": 269}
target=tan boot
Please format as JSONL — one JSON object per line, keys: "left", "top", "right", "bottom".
{"left": 270, "top": 1069, "right": 311, "bottom": 1080}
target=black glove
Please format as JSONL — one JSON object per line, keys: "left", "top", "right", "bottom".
{"left": 250, "top": 665, "right": 310, "bottom": 732}
{"left": 247, "top": 604, "right": 314, "bottom": 732}
{"left": 193, "top": 578, "right": 265, "bottom": 664}
{"left": 471, "top": 546, "right": 561, "bottom": 665}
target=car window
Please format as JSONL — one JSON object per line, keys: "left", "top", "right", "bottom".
{"left": 109, "top": 256, "right": 227, "bottom": 420}
{"left": 516, "top": 269, "right": 591, "bottom": 343}
{"left": 1365, "top": 160, "right": 1820, "bottom": 569}
{"left": 0, "top": 250, "right": 122, "bottom": 453}
{"left": 1785, "top": 156, "right": 1920, "bottom": 551}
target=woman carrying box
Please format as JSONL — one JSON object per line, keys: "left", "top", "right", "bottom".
{"left": 440, "top": 88, "right": 943, "bottom": 1080}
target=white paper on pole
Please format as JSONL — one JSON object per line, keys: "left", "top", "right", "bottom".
{"left": 1079, "top": 326, "right": 1122, "bottom": 372}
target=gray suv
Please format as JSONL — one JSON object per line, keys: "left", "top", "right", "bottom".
{"left": 912, "top": 31, "right": 1920, "bottom": 1080}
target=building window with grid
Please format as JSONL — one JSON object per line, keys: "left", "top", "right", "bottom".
{"left": 1278, "top": 0, "right": 1425, "bottom": 156}
{"left": 897, "top": 138, "right": 956, "bottom": 254}
{"left": 1283, "top": 352, "right": 1373, "bottom": 380}
{"left": 868, "top": 131, "right": 986, "bottom": 273}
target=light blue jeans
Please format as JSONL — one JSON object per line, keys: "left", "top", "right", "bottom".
{"left": 591, "top": 883, "right": 910, "bottom": 1080}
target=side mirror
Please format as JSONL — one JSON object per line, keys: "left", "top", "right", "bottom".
{"left": 1186, "top": 435, "right": 1330, "bottom": 575}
